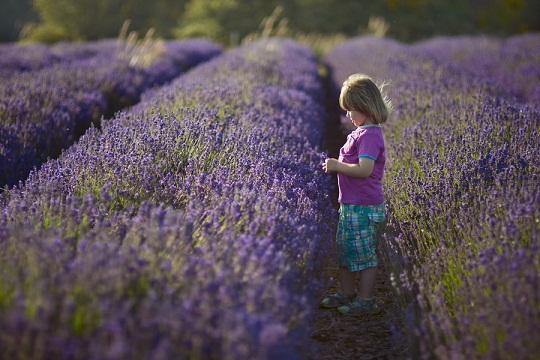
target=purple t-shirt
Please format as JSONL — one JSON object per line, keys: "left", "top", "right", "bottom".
{"left": 337, "top": 124, "right": 386, "bottom": 205}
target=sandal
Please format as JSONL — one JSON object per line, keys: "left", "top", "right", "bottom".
{"left": 320, "top": 290, "right": 357, "bottom": 309}
{"left": 338, "top": 296, "right": 380, "bottom": 316}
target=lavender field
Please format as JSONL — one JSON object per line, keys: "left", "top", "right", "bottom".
{"left": 1, "top": 32, "right": 539, "bottom": 360}
{"left": 323, "top": 33, "right": 539, "bottom": 359}
{"left": 0, "top": 39, "right": 222, "bottom": 188}
{"left": 0, "top": 38, "right": 335, "bottom": 359}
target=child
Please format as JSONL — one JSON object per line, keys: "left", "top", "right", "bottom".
{"left": 320, "top": 73, "right": 392, "bottom": 316}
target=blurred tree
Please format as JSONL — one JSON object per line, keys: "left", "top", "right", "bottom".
{"left": 381, "top": 0, "right": 477, "bottom": 40}
{"left": 0, "top": 0, "right": 37, "bottom": 42}
{"left": 31, "top": 0, "right": 147, "bottom": 40}
{"left": 8, "top": 0, "right": 538, "bottom": 44}
{"left": 174, "top": 0, "right": 539, "bottom": 45}
{"left": 472, "top": 0, "right": 539, "bottom": 34}
{"left": 174, "top": 0, "right": 278, "bottom": 44}
{"left": 26, "top": 0, "right": 187, "bottom": 42}
{"left": 174, "top": 0, "right": 384, "bottom": 45}
{"left": 380, "top": 0, "right": 538, "bottom": 39}
{"left": 287, "top": 0, "right": 382, "bottom": 34}
{"left": 139, "top": 0, "right": 188, "bottom": 38}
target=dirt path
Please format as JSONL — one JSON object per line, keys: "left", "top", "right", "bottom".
{"left": 310, "top": 254, "right": 408, "bottom": 359}
{"left": 309, "top": 72, "right": 409, "bottom": 359}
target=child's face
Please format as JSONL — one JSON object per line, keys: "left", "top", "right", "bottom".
{"left": 346, "top": 110, "right": 369, "bottom": 127}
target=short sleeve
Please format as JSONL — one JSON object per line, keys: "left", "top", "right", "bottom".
{"left": 356, "top": 134, "right": 381, "bottom": 161}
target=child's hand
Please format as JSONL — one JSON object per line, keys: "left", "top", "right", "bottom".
{"left": 322, "top": 158, "right": 338, "bottom": 173}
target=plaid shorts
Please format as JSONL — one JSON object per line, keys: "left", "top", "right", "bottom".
{"left": 336, "top": 203, "right": 386, "bottom": 272}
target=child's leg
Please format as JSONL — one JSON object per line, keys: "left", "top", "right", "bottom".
{"left": 357, "top": 266, "right": 377, "bottom": 298}
{"left": 339, "top": 266, "right": 357, "bottom": 295}
{"left": 320, "top": 266, "right": 357, "bottom": 308}
{"left": 338, "top": 266, "right": 380, "bottom": 316}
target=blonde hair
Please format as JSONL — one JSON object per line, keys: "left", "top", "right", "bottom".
{"left": 339, "top": 73, "right": 392, "bottom": 124}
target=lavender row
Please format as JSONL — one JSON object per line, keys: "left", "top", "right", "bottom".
{"left": 323, "top": 34, "right": 540, "bottom": 359}
{"left": 0, "top": 38, "right": 334, "bottom": 359}
{"left": 0, "top": 41, "right": 104, "bottom": 76}
{"left": 0, "top": 39, "right": 222, "bottom": 188}
{"left": 0, "top": 39, "right": 202, "bottom": 78}
{"left": 411, "top": 33, "right": 540, "bottom": 104}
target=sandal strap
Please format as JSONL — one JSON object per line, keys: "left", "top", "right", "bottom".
{"left": 348, "top": 297, "right": 376, "bottom": 310}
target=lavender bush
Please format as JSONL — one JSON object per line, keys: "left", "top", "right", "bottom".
{"left": 323, "top": 34, "right": 540, "bottom": 359}
{"left": 0, "top": 42, "right": 81, "bottom": 77}
{"left": 0, "top": 39, "right": 222, "bottom": 188}
{"left": 0, "top": 38, "right": 335, "bottom": 359}
{"left": 411, "top": 33, "right": 540, "bottom": 104}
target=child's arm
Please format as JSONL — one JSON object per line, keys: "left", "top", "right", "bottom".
{"left": 323, "top": 157, "right": 374, "bottom": 178}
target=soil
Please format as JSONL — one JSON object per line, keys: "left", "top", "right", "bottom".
{"left": 309, "top": 72, "right": 410, "bottom": 359}
{"left": 309, "top": 253, "right": 410, "bottom": 360}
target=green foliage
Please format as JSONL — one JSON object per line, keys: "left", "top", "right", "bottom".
{"left": 5, "top": 0, "right": 538, "bottom": 44}
{"left": 147, "top": 0, "right": 190, "bottom": 37}
{"left": 70, "top": 286, "right": 101, "bottom": 336}
{"left": 26, "top": 0, "right": 187, "bottom": 42}
{"left": 380, "top": 0, "right": 540, "bottom": 40}
{"left": 21, "top": 22, "right": 69, "bottom": 43}
{"left": 478, "top": 0, "right": 540, "bottom": 34}
{"left": 0, "top": 279, "right": 15, "bottom": 310}
{"left": 174, "top": 0, "right": 277, "bottom": 44}
{"left": 33, "top": 0, "right": 140, "bottom": 40}
{"left": 0, "top": 0, "right": 37, "bottom": 42}
{"left": 174, "top": 0, "right": 539, "bottom": 45}
{"left": 174, "top": 0, "right": 379, "bottom": 45}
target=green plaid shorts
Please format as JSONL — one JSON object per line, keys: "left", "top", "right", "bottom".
{"left": 336, "top": 203, "right": 386, "bottom": 272}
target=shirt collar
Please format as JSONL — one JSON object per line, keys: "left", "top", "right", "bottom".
{"left": 358, "top": 124, "right": 381, "bottom": 129}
